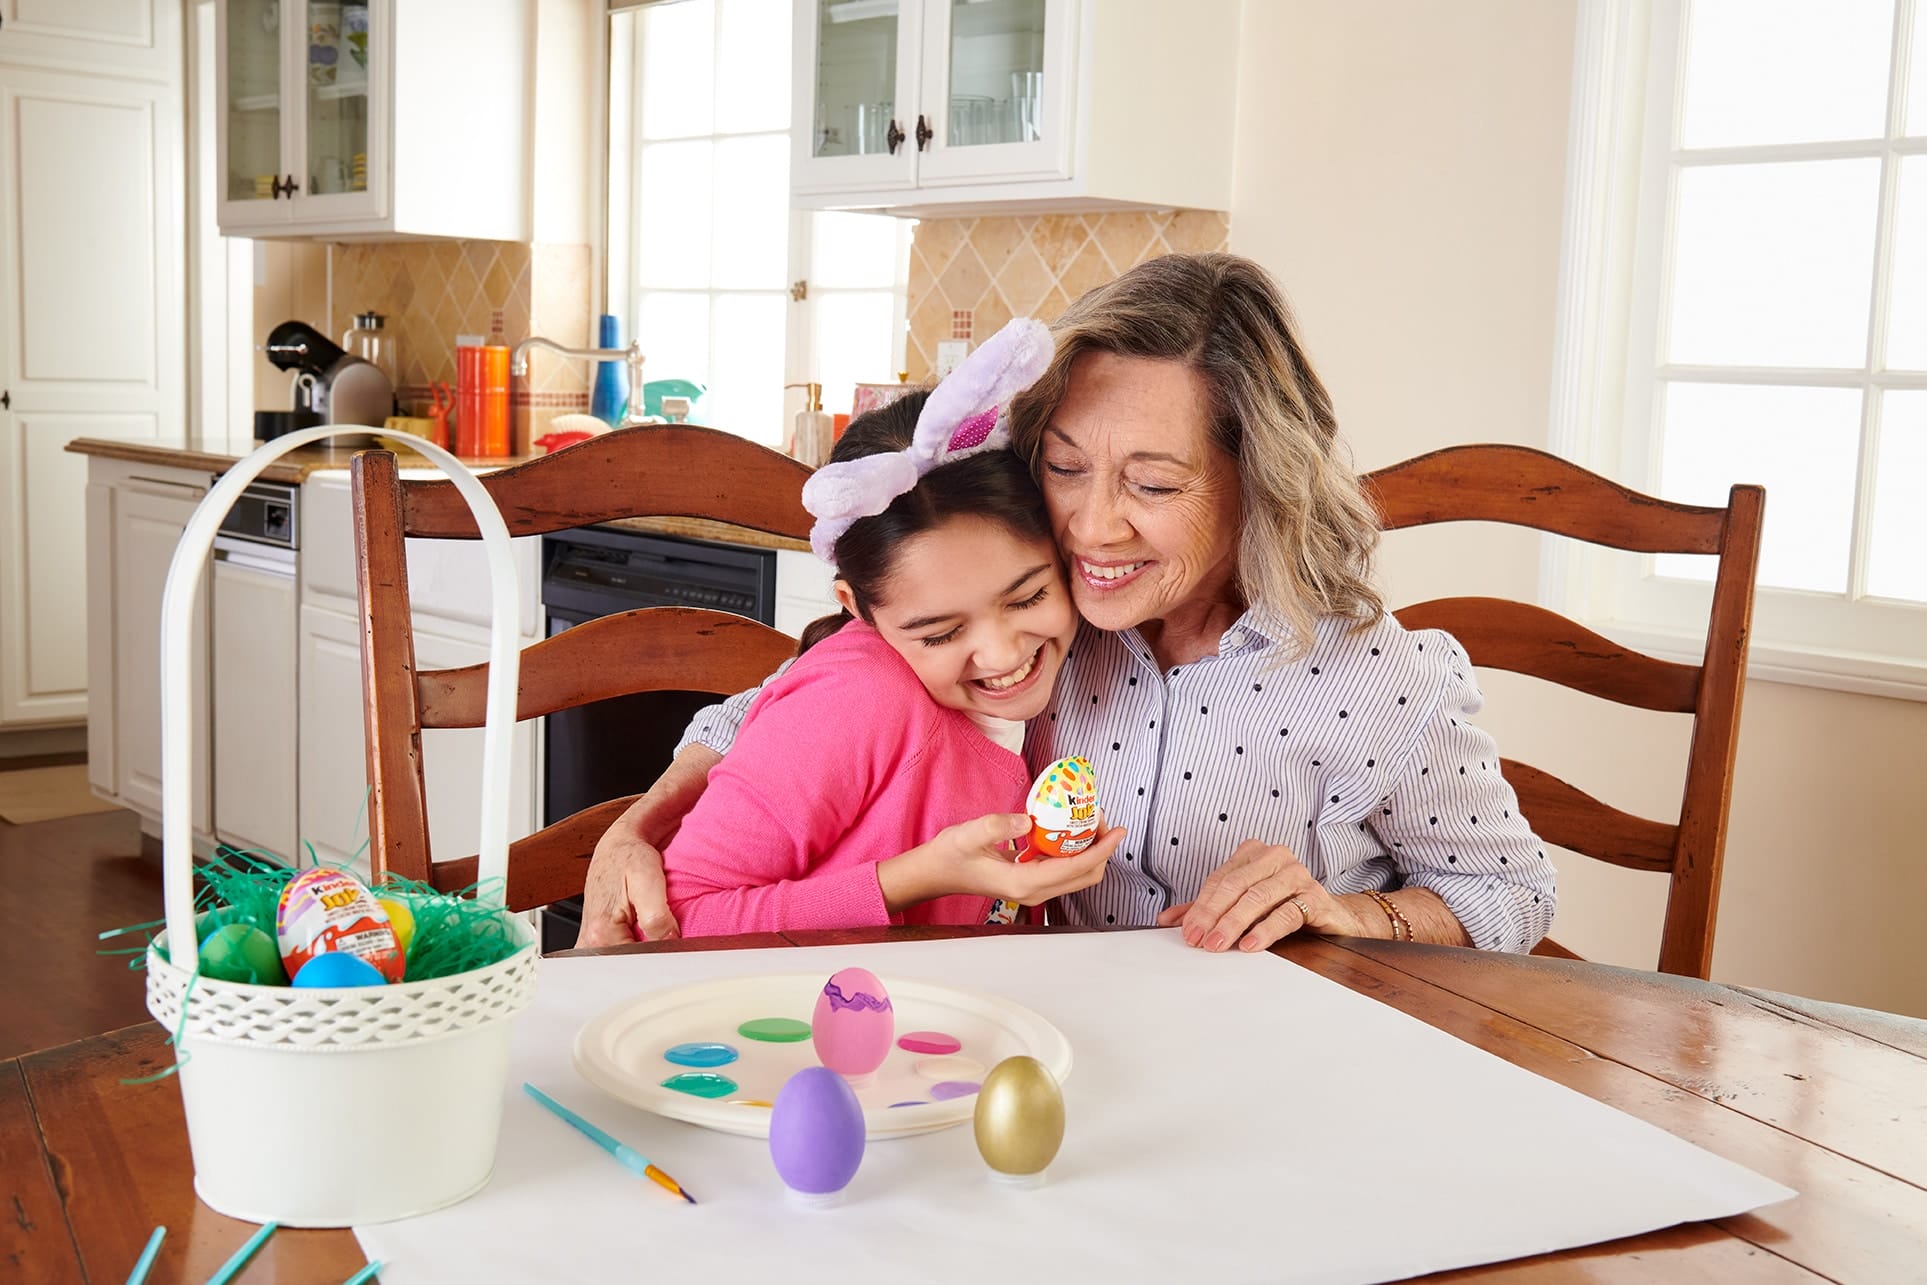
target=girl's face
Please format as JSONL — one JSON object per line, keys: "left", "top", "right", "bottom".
{"left": 837, "top": 517, "right": 1076, "bottom": 723}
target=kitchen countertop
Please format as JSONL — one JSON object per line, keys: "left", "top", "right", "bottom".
{"left": 63, "top": 437, "right": 813, "bottom": 552}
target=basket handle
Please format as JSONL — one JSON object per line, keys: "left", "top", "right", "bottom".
{"left": 160, "top": 428, "right": 522, "bottom": 973}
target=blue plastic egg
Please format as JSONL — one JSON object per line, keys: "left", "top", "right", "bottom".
{"left": 292, "top": 951, "right": 388, "bottom": 988}
{"left": 769, "top": 1066, "right": 865, "bottom": 1198}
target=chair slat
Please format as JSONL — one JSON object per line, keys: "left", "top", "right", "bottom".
{"left": 417, "top": 608, "right": 799, "bottom": 729}
{"left": 430, "top": 796, "right": 641, "bottom": 911}
{"left": 1501, "top": 759, "right": 1678, "bottom": 874}
{"left": 1395, "top": 598, "right": 1701, "bottom": 713}
{"left": 400, "top": 426, "right": 814, "bottom": 540}
{"left": 1364, "top": 444, "right": 1727, "bottom": 554}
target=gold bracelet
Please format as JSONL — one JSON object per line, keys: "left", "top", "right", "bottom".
{"left": 1365, "top": 890, "right": 1411, "bottom": 942}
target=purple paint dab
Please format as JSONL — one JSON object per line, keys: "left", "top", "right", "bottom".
{"left": 929, "top": 1081, "right": 980, "bottom": 1101}
{"left": 821, "top": 980, "right": 893, "bottom": 1014}
{"left": 897, "top": 1031, "right": 962, "bottom": 1055}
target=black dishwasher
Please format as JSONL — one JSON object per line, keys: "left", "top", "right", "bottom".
{"left": 539, "top": 526, "right": 779, "bottom": 951}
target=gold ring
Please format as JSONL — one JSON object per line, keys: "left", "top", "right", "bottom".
{"left": 1287, "top": 894, "right": 1312, "bottom": 923}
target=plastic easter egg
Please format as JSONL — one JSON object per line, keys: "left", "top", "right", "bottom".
{"left": 1023, "top": 756, "right": 1099, "bottom": 860}
{"left": 275, "top": 867, "right": 404, "bottom": 982}
{"left": 377, "top": 895, "right": 416, "bottom": 956}
{"left": 197, "top": 923, "right": 287, "bottom": 986}
{"left": 291, "top": 950, "right": 388, "bottom": 988}
{"left": 973, "top": 1055, "right": 1065, "bottom": 1185}
{"left": 769, "top": 1066, "right": 866, "bottom": 1201}
{"left": 811, "top": 967, "right": 893, "bottom": 1079}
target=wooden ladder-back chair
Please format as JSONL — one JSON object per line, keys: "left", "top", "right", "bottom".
{"left": 351, "top": 426, "right": 813, "bottom": 911}
{"left": 1360, "top": 445, "right": 1764, "bottom": 979}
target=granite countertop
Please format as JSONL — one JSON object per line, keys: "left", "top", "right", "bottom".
{"left": 63, "top": 437, "right": 812, "bottom": 553}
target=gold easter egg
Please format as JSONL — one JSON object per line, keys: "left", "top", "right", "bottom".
{"left": 973, "top": 1055, "right": 1065, "bottom": 1180}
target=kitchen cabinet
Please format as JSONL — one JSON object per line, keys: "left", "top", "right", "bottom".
{"left": 791, "top": 0, "right": 1238, "bottom": 215}
{"left": 212, "top": 551, "right": 298, "bottom": 861}
{"left": 774, "top": 547, "right": 840, "bottom": 640}
{"left": 0, "top": 10, "right": 184, "bottom": 728}
{"left": 215, "top": 0, "right": 533, "bottom": 240}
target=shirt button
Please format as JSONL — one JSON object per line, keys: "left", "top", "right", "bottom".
{"left": 1224, "top": 630, "right": 1245, "bottom": 649}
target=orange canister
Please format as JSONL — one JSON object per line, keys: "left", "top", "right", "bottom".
{"left": 481, "top": 344, "right": 510, "bottom": 456}
{"left": 455, "top": 344, "right": 486, "bottom": 457}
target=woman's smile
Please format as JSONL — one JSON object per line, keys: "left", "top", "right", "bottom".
{"left": 1075, "top": 557, "right": 1152, "bottom": 591}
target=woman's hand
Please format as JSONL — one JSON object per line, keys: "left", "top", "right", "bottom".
{"left": 879, "top": 813, "right": 1124, "bottom": 913}
{"left": 1155, "top": 839, "right": 1372, "bottom": 952}
{"left": 579, "top": 823, "right": 679, "bottom": 946}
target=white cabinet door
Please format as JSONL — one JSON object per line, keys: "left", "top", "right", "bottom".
{"left": 113, "top": 481, "right": 211, "bottom": 830}
{"left": 773, "top": 546, "right": 839, "bottom": 639}
{"left": 790, "top": 0, "right": 923, "bottom": 196}
{"left": 212, "top": 556, "right": 298, "bottom": 860}
{"left": 911, "top": 0, "right": 1075, "bottom": 187}
{"left": 299, "top": 603, "right": 536, "bottom": 883}
{"left": 0, "top": 0, "right": 180, "bottom": 79}
{"left": 0, "top": 61, "right": 184, "bottom": 725}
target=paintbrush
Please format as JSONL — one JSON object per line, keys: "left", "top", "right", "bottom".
{"left": 523, "top": 1083, "right": 697, "bottom": 1204}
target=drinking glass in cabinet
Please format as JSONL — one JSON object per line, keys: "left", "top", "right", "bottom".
{"left": 814, "top": 0, "right": 901, "bottom": 159}
{"left": 945, "top": 0, "right": 1046, "bottom": 148}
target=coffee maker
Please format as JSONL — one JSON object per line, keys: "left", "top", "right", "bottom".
{"left": 263, "top": 319, "right": 394, "bottom": 427}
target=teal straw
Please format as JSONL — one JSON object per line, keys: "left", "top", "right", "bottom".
{"left": 204, "top": 1221, "right": 277, "bottom": 1285}
{"left": 342, "top": 1262, "right": 385, "bottom": 1285}
{"left": 125, "top": 1225, "right": 165, "bottom": 1285}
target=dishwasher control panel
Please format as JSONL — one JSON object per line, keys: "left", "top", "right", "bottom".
{"left": 218, "top": 482, "right": 299, "bottom": 550}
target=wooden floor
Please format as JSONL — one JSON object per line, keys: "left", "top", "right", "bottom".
{"left": 0, "top": 757, "right": 161, "bottom": 1060}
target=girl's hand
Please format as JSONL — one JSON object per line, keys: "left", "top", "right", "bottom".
{"left": 879, "top": 813, "right": 1124, "bottom": 912}
{"left": 1154, "top": 839, "right": 1372, "bottom": 952}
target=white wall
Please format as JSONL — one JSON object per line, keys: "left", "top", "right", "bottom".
{"left": 1230, "top": 0, "right": 1927, "bottom": 1017}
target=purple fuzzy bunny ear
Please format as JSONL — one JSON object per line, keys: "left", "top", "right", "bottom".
{"left": 910, "top": 318, "right": 1053, "bottom": 468}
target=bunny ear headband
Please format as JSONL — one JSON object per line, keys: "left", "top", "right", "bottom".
{"left": 801, "top": 317, "right": 1053, "bottom": 566}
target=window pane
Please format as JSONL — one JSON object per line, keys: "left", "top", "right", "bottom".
{"left": 1667, "top": 160, "right": 1880, "bottom": 368}
{"left": 814, "top": 290, "right": 898, "bottom": 414}
{"left": 710, "top": 134, "right": 791, "bottom": 290}
{"left": 1886, "top": 157, "right": 1927, "bottom": 371}
{"left": 1678, "top": 0, "right": 1892, "bottom": 148}
{"left": 640, "top": 0, "right": 714, "bottom": 140}
{"left": 1909, "top": 8, "right": 1927, "bottom": 137}
{"left": 637, "top": 141, "right": 713, "bottom": 288}
{"left": 716, "top": 0, "right": 791, "bottom": 134}
{"left": 638, "top": 291, "right": 712, "bottom": 395}
{"left": 1867, "top": 391, "right": 1927, "bottom": 603}
{"left": 812, "top": 211, "right": 902, "bottom": 288}
{"left": 702, "top": 293, "right": 788, "bottom": 445}
{"left": 1655, "top": 382, "right": 1861, "bottom": 593}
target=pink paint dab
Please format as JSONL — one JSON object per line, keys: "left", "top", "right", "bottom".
{"left": 897, "top": 1031, "right": 962, "bottom": 1055}
{"left": 929, "top": 1081, "right": 980, "bottom": 1101}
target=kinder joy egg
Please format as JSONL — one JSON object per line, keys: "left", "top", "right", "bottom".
{"left": 275, "top": 866, "right": 404, "bottom": 983}
{"left": 973, "top": 1056, "right": 1065, "bottom": 1187}
{"left": 377, "top": 895, "right": 416, "bottom": 956}
{"left": 1023, "top": 756, "right": 1100, "bottom": 860}
{"left": 291, "top": 951, "right": 388, "bottom": 988}
{"left": 769, "top": 1066, "right": 866, "bottom": 1203}
{"left": 197, "top": 923, "right": 287, "bottom": 986}
{"left": 811, "top": 967, "right": 893, "bottom": 1080}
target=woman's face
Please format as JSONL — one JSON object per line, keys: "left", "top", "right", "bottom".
{"left": 1036, "top": 353, "right": 1242, "bottom": 632}
{"left": 839, "top": 517, "right": 1077, "bottom": 722}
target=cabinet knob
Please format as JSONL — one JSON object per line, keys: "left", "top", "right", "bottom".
{"left": 273, "top": 174, "right": 301, "bottom": 199}
{"left": 886, "top": 119, "right": 905, "bottom": 155}
{"left": 915, "top": 115, "right": 933, "bottom": 151}
{"left": 1, "top": 390, "right": 9, "bottom": 410}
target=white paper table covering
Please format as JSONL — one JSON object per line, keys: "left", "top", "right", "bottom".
{"left": 354, "top": 931, "right": 1792, "bottom": 1284}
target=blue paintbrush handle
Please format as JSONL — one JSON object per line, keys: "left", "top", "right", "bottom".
{"left": 524, "top": 1083, "right": 652, "bottom": 1176}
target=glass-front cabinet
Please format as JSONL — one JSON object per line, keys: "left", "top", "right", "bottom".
{"left": 793, "top": 0, "right": 1233, "bottom": 212}
{"left": 217, "top": 0, "right": 386, "bottom": 231}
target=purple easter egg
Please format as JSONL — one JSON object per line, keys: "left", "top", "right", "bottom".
{"left": 769, "top": 1066, "right": 866, "bottom": 1196}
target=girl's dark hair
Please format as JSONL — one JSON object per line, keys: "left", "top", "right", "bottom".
{"left": 797, "top": 389, "right": 1053, "bottom": 654}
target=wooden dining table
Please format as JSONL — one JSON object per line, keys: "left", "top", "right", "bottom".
{"left": 4, "top": 925, "right": 1922, "bottom": 1283}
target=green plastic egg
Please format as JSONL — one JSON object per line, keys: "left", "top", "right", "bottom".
{"left": 197, "top": 923, "right": 287, "bottom": 986}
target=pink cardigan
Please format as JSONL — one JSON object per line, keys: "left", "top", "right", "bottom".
{"left": 662, "top": 622, "right": 1029, "bottom": 936}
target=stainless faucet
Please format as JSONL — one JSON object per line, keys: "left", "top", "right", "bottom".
{"left": 510, "top": 336, "right": 650, "bottom": 426}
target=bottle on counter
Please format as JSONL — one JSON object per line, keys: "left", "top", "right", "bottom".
{"left": 590, "top": 314, "right": 628, "bottom": 428}
{"left": 784, "top": 381, "right": 833, "bottom": 468}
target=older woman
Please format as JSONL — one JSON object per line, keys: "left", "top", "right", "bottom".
{"left": 580, "top": 253, "right": 1554, "bottom": 953}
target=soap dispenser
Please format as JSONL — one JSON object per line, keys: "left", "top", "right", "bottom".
{"left": 784, "top": 382, "right": 833, "bottom": 468}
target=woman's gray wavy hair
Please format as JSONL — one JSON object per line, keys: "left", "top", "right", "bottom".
{"left": 1008, "top": 252, "right": 1383, "bottom": 656}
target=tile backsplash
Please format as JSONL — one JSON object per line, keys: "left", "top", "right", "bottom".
{"left": 905, "top": 209, "right": 1230, "bottom": 380}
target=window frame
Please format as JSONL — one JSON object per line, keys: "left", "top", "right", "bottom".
{"left": 1547, "top": 0, "right": 1927, "bottom": 702}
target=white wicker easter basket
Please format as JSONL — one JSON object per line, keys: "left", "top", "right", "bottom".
{"left": 142, "top": 427, "right": 536, "bottom": 1228}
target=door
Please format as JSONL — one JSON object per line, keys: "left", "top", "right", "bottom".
{"left": 0, "top": 62, "right": 184, "bottom": 725}
{"left": 284, "top": 0, "right": 385, "bottom": 225}
{"left": 912, "top": 0, "right": 1075, "bottom": 187}
{"left": 0, "top": 0, "right": 179, "bottom": 78}
{"left": 215, "top": 0, "right": 293, "bottom": 228}
{"left": 112, "top": 481, "right": 211, "bottom": 829}
{"left": 791, "top": 0, "right": 921, "bottom": 195}
{"left": 212, "top": 551, "right": 298, "bottom": 860}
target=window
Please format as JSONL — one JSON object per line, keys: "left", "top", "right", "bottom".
{"left": 607, "top": 0, "right": 908, "bottom": 447}
{"left": 1552, "top": 0, "right": 1927, "bottom": 698}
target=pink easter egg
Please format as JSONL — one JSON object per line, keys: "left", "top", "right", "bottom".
{"left": 811, "top": 967, "right": 893, "bottom": 1079}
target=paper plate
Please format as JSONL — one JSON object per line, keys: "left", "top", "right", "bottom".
{"left": 573, "top": 972, "right": 1072, "bottom": 1140}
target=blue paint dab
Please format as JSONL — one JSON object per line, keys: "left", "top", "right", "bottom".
{"left": 889, "top": 1101, "right": 928, "bottom": 1108}
{"left": 663, "top": 1041, "right": 739, "bottom": 1068}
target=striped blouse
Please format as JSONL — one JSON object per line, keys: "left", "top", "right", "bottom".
{"left": 680, "top": 607, "right": 1557, "bottom": 953}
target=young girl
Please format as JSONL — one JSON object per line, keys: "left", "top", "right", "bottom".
{"left": 660, "top": 321, "right": 1124, "bottom": 935}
